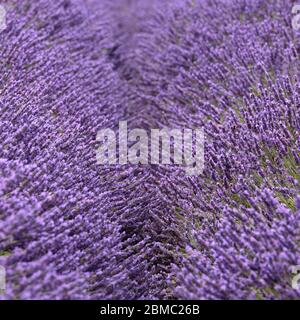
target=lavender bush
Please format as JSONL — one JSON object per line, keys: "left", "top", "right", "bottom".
{"left": 0, "top": 0, "right": 299, "bottom": 299}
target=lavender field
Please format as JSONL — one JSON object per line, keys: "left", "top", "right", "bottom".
{"left": 0, "top": 0, "right": 300, "bottom": 300}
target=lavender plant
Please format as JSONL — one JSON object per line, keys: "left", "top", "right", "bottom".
{"left": 0, "top": 0, "right": 299, "bottom": 300}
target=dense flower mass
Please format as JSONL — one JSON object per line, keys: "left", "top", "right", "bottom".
{"left": 0, "top": 0, "right": 299, "bottom": 299}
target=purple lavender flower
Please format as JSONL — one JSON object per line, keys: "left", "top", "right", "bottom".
{"left": 1, "top": 0, "right": 300, "bottom": 300}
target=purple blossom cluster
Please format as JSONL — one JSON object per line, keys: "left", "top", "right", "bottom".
{"left": 0, "top": 0, "right": 300, "bottom": 299}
